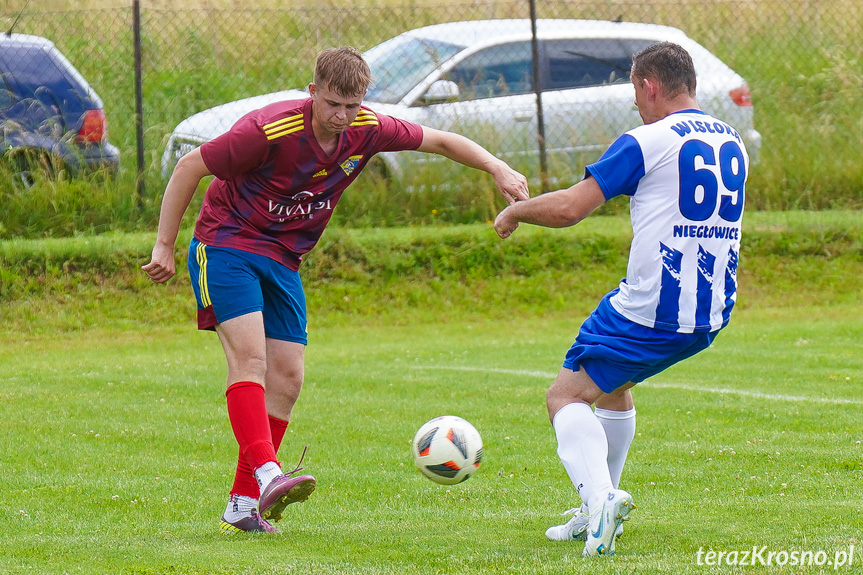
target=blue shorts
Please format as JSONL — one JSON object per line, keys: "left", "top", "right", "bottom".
{"left": 563, "top": 291, "right": 719, "bottom": 393}
{"left": 187, "top": 237, "right": 308, "bottom": 344}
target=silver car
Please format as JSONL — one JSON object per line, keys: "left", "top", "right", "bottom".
{"left": 161, "top": 19, "right": 761, "bottom": 179}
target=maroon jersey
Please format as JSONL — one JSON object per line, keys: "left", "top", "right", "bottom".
{"left": 195, "top": 97, "right": 424, "bottom": 270}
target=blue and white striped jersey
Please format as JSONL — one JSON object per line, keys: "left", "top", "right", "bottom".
{"left": 586, "top": 109, "right": 748, "bottom": 333}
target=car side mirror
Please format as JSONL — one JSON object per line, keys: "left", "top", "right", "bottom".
{"left": 423, "top": 80, "right": 460, "bottom": 103}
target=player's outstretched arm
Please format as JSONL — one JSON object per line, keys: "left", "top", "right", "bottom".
{"left": 494, "top": 176, "right": 606, "bottom": 239}
{"left": 416, "top": 126, "right": 529, "bottom": 205}
{"left": 142, "top": 148, "right": 212, "bottom": 283}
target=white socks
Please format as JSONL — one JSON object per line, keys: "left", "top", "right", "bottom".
{"left": 223, "top": 494, "right": 258, "bottom": 522}
{"left": 254, "top": 461, "right": 282, "bottom": 490}
{"left": 595, "top": 407, "right": 636, "bottom": 489}
{"left": 553, "top": 402, "right": 614, "bottom": 511}
{"left": 554, "top": 403, "right": 636, "bottom": 512}
{"left": 223, "top": 460, "right": 283, "bottom": 522}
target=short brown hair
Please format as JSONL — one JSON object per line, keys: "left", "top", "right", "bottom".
{"left": 314, "top": 47, "right": 373, "bottom": 98}
{"left": 631, "top": 41, "right": 696, "bottom": 99}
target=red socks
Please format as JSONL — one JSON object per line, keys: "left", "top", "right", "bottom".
{"left": 226, "top": 381, "right": 289, "bottom": 498}
{"left": 269, "top": 415, "right": 289, "bottom": 455}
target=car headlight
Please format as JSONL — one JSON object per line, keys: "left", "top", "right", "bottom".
{"left": 161, "top": 136, "right": 204, "bottom": 178}
{"left": 172, "top": 138, "right": 200, "bottom": 161}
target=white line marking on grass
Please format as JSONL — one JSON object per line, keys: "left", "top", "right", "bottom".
{"left": 414, "top": 366, "right": 558, "bottom": 378}
{"left": 646, "top": 382, "right": 863, "bottom": 405}
{"left": 413, "top": 366, "right": 863, "bottom": 405}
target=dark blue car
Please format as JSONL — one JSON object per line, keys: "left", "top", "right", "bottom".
{"left": 0, "top": 33, "right": 119, "bottom": 186}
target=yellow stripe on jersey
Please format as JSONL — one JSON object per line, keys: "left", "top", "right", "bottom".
{"left": 264, "top": 113, "right": 304, "bottom": 140}
{"left": 263, "top": 113, "right": 303, "bottom": 132}
{"left": 266, "top": 124, "right": 305, "bottom": 140}
{"left": 350, "top": 110, "right": 378, "bottom": 127}
{"left": 196, "top": 242, "right": 211, "bottom": 307}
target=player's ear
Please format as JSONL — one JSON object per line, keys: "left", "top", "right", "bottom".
{"left": 308, "top": 83, "right": 316, "bottom": 96}
{"left": 643, "top": 77, "right": 659, "bottom": 100}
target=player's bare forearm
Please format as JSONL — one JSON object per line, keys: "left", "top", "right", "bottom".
{"left": 417, "top": 126, "right": 529, "bottom": 203}
{"left": 142, "top": 149, "right": 211, "bottom": 283}
{"left": 494, "top": 194, "right": 571, "bottom": 239}
{"left": 494, "top": 177, "right": 606, "bottom": 239}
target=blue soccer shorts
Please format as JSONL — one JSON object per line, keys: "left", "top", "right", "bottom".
{"left": 563, "top": 290, "right": 719, "bottom": 393}
{"left": 187, "top": 237, "right": 308, "bottom": 344}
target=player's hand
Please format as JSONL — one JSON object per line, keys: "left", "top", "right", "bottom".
{"left": 493, "top": 206, "right": 519, "bottom": 239}
{"left": 141, "top": 243, "right": 177, "bottom": 283}
{"left": 492, "top": 163, "right": 529, "bottom": 205}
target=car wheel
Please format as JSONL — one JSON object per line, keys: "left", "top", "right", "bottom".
{"left": 5, "top": 149, "right": 61, "bottom": 189}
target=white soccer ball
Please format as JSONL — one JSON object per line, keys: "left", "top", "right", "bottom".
{"left": 412, "top": 415, "right": 483, "bottom": 485}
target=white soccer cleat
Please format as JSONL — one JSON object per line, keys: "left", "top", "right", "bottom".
{"left": 545, "top": 506, "right": 590, "bottom": 541}
{"left": 546, "top": 504, "right": 625, "bottom": 542}
{"left": 582, "top": 489, "right": 634, "bottom": 557}
{"left": 606, "top": 522, "right": 625, "bottom": 555}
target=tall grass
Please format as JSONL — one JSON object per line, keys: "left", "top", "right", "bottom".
{"left": 2, "top": 210, "right": 860, "bottom": 330}
{"left": 2, "top": 0, "right": 860, "bottom": 238}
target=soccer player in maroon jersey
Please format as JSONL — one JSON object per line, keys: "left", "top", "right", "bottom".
{"left": 142, "top": 47, "right": 528, "bottom": 533}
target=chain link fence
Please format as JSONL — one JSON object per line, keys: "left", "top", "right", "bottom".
{"left": 2, "top": 0, "right": 861, "bottom": 213}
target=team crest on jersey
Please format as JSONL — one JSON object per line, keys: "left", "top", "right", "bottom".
{"left": 313, "top": 168, "right": 328, "bottom": 178}
{"left": 340, "top": 155, "right": 363, "bottom": 176}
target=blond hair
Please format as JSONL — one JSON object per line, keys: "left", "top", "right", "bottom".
{"left": 314, "top": 47, "right": 373, "bottom": 98}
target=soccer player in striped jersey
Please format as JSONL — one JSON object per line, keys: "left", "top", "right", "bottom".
{"left": 494, "top": 41, "right": 748, "bottom": 557}
{"left": 143, "top": 47, "right": 528, "bottom": 534}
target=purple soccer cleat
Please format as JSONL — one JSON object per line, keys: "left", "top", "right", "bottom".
{"left": 218, "top": 509, "right": 280, "bottom": 534}
{"left": 258, "top": 446, "right": 316, "bottom": 523}
{"left": 258, "top": 473, "right": 316, "bottom": 523}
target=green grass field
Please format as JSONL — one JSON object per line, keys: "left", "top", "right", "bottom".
{"left": 1, "top": 212, "right": 861, "bottom": 574}
{"left": 0, "top": 308, "right": 860, "bottom": 574}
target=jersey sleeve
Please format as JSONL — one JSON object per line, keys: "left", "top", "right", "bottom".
{"left": 199, "top": 113, "right": 270, "bottom": 180}
{"left": 372, "top": 113, "right": 424, "bottom": 153}
{"left": 585, "top": 133, "right": 646, "bottom": 200}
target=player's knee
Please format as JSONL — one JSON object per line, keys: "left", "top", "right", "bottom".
{"left": 596, "top": 385, "right": 635, "bottom": 411}
{"left": 547, "top": 369, "right": 606, "bottom": 416}
{"left": 546, "top": 382, "right": 576, "bottom": 419}
{"left": 240, "top": 353, "right": 268, "bottom": 381}
{"left": 277, "top": 378, "right": 303, "bottom": 405}
{"left": 266, "top": 367, "right": 303, "bottom": 401}
{"left": 223, "top": 351, "right": 268, "bottom": 383}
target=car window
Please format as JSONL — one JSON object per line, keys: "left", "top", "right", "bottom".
{"left": 0, "top": 43, "right": 95, "bottom": 132}
{"left": 366, "top": 37, "right": 463, "bottom": 104}
{"left": 3, "top": 45, "right": 68, "bottom": 95}
{"left": 543, "top": 39, "right": 654, "bottom": 90}
{"left": 444, "top": 42, "right": 534, "bottom": 101}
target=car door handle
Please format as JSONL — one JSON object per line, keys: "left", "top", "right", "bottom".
{"left": 514, "top": 113, "right": 534, "bottom": 122}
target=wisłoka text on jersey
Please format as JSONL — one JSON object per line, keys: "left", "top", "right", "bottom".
{"left": 670, "top": 120, "right": 741, "bottom": 142}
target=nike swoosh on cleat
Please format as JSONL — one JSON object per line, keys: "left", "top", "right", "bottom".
{"left": 591, "top": 512, "right": 604, "bottom": 539}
